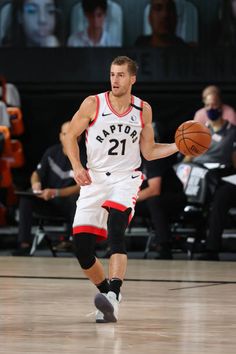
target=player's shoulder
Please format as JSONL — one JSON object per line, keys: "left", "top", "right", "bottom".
{"left": 142, "top": 100, "right": 152, "bottom": 111}
{"left": 82, "top": 95, "right": 98, "bottom": 107}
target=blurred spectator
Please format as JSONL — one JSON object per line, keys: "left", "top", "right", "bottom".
{"left": 135, "top": 0, "right": 187, "bottom": 47}
{"left": 218, "top": 0, "right": 236, "bottom": 46}
{"left": 12, "top": 122, "right": 81, "bottom": 256}
{"left": 200, "top": 181, "right": 236, "bottom": 260}
{"left": 136, "top": 129, "right": 186, "bottom": 259}
{"left": 186, "top": 110, "right": 236, "bottom": 169}
{"left": 184, "top": 104, "right": 236, "bottom": 260}
{"left": 67, "top": 0, "right": 120, "bottom": 47}
{"left": 2, "top": 0, "right": 63, "bottom": 47}
{"left": 194, "top": 85, "right": 236, "bottom": 126}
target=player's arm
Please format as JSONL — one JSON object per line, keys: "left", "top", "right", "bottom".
{"left": 140, "top": 102, "right": 178, "bottom": 160}
{"left": 64, "top": 96, "right": 97, "bottom": 185}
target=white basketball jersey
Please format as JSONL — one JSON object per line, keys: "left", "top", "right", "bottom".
{"left": 86, "top": 92, "right": 144, "bottom": 172}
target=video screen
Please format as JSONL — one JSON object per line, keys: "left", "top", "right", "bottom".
{"left": 0, "top": 0, "right": 232, "bottom": 48}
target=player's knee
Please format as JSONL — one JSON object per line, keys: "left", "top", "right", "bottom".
{"left": 73, "top": 233, "right": 96, "bottom": 269}
{"left": 108, "top": 208, "right": 131, "bottom": 255}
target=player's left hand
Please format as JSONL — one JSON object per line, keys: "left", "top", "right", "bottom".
{"left": 73, "top": 167, "right": 92, "bottom": 186}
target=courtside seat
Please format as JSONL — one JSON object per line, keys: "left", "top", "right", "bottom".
{"left": 7, "top": 107, "right": 24, "bottom": 136}
{"left": 143, "top": 0, "right": 199, "bottom": 44}
{"left": 30, "top": 213, "right": 68, "bottom": 257}
{"left": 0, "top": 83, "right": 21, "bottom": 108}
{"left": 0, "top": 159, "right": 12, "bottom": 188}
{"left": 0, "top": 125, "right": 11, "bottom": 155}
{"left": 8, "top": 139, "right": 25, "bottom": 168}
{"left": 0, "top": 101, "right": 10, "bottom": 127}
{"left": 69, "top": 0, "right": 123, "bottom": 46}
{"left": 0, "top": 126, "right": 24, "bottom": 168}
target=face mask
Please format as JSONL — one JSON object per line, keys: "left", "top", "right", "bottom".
{"left": 206, "top": 108, "right": 221, "bottom": 121}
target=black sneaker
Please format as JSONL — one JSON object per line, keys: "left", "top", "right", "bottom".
{"left": 12, "top": 246, "right": 31, "bottom": 256}
{"left": 197, "top": 252, "right": 219, "bottom": 261}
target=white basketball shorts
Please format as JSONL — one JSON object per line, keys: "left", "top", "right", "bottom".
{"left": 72, "top": 169, "right": 143, "bottom": 241}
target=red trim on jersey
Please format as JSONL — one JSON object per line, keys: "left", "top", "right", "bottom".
{"left": 140, "top": 100, "right": 144, "bottom": 128}
{"left": 89, "top": 95, "right": 100, "bottom": 127}
{"left": 102, "top": 200, "right": 128, "bottom": 212}
{"left": 105, "top": 91, "right": 134, "bottom": 117}
{"left": 73, "top": 225, "right": 107, "bottom": 241}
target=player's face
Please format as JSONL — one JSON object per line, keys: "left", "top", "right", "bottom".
{"left": 22, "top": 0, "right": 57, "bottom": 46}
{"left": 110, "top": 64, "right": 136, "bottom": 97}
{"left": 149, "top": 0, "right": 176, "bottom": 36}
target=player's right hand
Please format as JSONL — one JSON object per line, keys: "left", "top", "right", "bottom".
{"left": 73, "top": 167, "right": 92, "bottom": 186}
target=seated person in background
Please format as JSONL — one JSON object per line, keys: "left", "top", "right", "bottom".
{"left": 135, "top": 0, "right": 187, "bottom": 47}
{"left": 136, "top": 151, "right": 186, "bottom": 260}
{"left": 67, "top": 0, "right": 120, "bottom": 47}
{"left": 184, "top": 105, "right": 236, "bottom": 260}
{"left": 12, "top": 122, "right": 81, "bottom": 256}
{"left": 201, "top": 181, "right": 236, "bottom": 261}
{"left": 218, "top": 0, "right": 236, "bottom": 46}
{"left": 194, "top": 85, "right": 236, "bottom": 126}
{"left": 2, "top": 0, "right": 62, "bottom": 47}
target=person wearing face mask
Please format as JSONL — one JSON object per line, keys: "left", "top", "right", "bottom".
{"left": 194, "top": 85, "right": 236, "bottom": 126}
{"left": 2, "top": 0, "right": 63, "bottom": 47}
{"left": 182, "top": 92, "right": 236, "bottom": 260}
{"left": 184, "top": 93, "right": 236, "bottom": 169}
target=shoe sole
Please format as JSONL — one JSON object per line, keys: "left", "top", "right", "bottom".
{"left": 94, "top": 294, "right": 117, "bottom": 323}
{"left": 96, "top": 318, "right": 108, "bottom": 323}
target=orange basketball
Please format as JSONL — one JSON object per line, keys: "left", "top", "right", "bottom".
{"left": 175, "top": 120, "right": 212, "bottom": 156}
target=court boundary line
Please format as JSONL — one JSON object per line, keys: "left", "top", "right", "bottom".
{"left": 0, "top": 274, "right": 236, "bottom": 285}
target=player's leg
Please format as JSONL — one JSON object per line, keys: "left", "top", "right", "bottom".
{"left": 94, "top": 207, "right": 131, "bottom": 323}
{"left": 72, "top": 182, "right": 111, "bottom": 322}
{"left": 108, "top": 207, "right": 131, "bottom": 290}
{"left": 74, "top": 232, "right": 111, "bottom": 323}
{"left": 74, "top": 233, "right": 105, "bottom": 281}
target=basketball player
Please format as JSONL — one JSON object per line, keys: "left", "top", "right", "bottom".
{"left": 64, "top": 56, "right": 178, "bottom": 323}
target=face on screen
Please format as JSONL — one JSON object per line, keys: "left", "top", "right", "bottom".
{"left": 21, "top": 0, "right": 57, "bottom": 46}
{"left": 86, "top": 7, "right": 106, "bottom": 31}
{"left": 149, "top": 0, "right": 176, "bottom": 36}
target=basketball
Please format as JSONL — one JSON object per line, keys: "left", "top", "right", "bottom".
{"left": 175, "top": 120, "right": 212, "bottom": 156}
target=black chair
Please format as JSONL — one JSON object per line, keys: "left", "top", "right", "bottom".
{"left": 30, "top": 213, "right": 68, "bottom": 257}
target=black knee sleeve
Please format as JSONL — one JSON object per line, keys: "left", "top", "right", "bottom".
{"left": 108, "top": 208, "right": 131, "bottom": 255}
{"left": 73, "top": 233, "right": 96, "bottom": 269}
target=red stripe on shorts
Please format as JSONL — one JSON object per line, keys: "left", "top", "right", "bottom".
{"left": 102, "top": 200, "right": 128, "bottom": 211}
{"left": 73, "top": 225, "right": 107, "bottom": 241}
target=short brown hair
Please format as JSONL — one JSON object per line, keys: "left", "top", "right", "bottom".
{"left": 111, "top": 56, "right": 138, "bottom": 76}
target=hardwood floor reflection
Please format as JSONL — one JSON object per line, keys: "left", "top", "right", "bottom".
{"left": 0, "top": 257, "right": 235, "bottom": 354}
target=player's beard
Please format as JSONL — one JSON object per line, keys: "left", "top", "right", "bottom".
{"left": 111, "top": 86, "right": 129, "bottom": 98}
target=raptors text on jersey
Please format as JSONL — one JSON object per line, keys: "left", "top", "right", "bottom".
{"left": 85, "top": 92, "right": 144, "bottom": 172}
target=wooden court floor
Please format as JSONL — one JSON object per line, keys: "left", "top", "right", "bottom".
{"left": 0, "top": 256, "right": 236, "bottom": 354}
